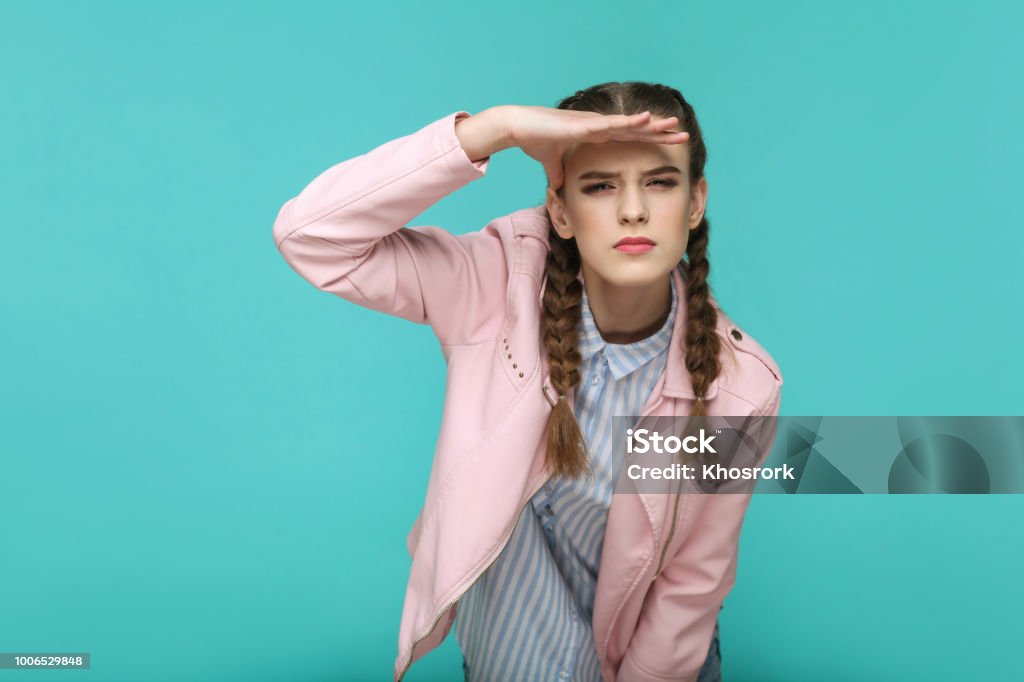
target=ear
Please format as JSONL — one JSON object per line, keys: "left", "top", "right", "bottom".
{"left": 688, "top": 176, "right": 708, "bottom": 230}
{"left": 546, "top": 187, "right": 575, "bottom": 240}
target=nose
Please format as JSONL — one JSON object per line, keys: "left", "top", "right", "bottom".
{"left": 617, "top": 184, "right": 650, "bottom": 224}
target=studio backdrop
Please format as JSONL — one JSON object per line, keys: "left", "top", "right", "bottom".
{"left": 2, "top": 1, "right": 1022, "bottom": 681}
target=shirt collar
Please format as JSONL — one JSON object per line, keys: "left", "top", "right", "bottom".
{"left": 577, "top": 273, "right": 677, "bottom": 380}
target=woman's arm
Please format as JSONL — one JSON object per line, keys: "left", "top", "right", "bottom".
{"left": 272, "top": 107, "right": 517, "bottom": 347}
{"left": 273, "top": 106, "right": 687, "bottom": 347}
{"left": 453, "top": 106, "right": 516, "bottom": 162}
{"left": 618, "top": 386, "right": 782, "bottom": 682}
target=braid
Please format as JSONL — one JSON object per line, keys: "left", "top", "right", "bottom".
{"left": 541, "top": 227, "right": 590, "bottom": 480}
{"left": 680, "top": 215, "right": 720, "bottom": 422}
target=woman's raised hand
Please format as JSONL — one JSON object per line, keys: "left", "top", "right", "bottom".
{"left": 454, "top": 105, "right": 689, "bottom": 192}
{"left": 507, "top": 106, "right": 689, "bottom": 192}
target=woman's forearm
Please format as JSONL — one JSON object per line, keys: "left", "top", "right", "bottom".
{"left": 454, "top": 106, "right": 518, "bottom": 162}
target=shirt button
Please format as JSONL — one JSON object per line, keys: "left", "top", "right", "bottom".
{"left": 559, "top": 671, "right": 569, "bottom": 679}
{"left": 570, "top": 610, "right": 577, "bottom": 622}
{"left": 591, "top": 375, "right": 599, "bottom": 385}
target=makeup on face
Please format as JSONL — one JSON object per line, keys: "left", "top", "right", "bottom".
{"left": 613, "top": 236, "right": 656, "bottom": 254}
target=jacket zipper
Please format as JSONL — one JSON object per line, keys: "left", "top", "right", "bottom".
{"left": 600, "top": 403, "right": 712, "bottom": 667}
{"left": 651, "top": 478, "right": 682, "bottom": 581}
{"left": 396, "top": 472, "right": 552, "bottom": 681}
{"left": 641, "top": 400, "right": 690, "bottom": 580}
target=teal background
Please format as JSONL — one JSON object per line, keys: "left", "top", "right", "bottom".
{"left": 2, "top": 1, "right": 1021, "bottom": 680}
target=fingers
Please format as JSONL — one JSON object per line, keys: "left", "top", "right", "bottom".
{"left": 629, "top": 114, "right": 688, "bottom": 139}
{"left": 599, "top": 111, "right": 656, "bottom": 130}
{"left": 624, "top": 131, "right": 688, "bottom": 144}
{"left": 607, "top": 128, "right": 689, "bottom": 145}
{"left": 586, "top": 112, "right": 690, "bottom": 144}
{"left": 614, "top": 112, "right": 678, "bottom": 130}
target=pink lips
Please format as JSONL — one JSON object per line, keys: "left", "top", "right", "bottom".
{"left": 615, "top": 243, "right": 654, "bottom": 253}
{"left": 614, "top": 236, "right": 655, "bottom": 254}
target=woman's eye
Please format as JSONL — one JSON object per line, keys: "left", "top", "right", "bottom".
{"left": 584, "top": 179, "right": 676, "bottom": 193}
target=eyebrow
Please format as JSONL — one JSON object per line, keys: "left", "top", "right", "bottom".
{"left": 577, "top": 165, "right": 683, "bottom": 181}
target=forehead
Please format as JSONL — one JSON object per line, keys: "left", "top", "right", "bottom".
{"left": 564, "top": 139, "right": 689, "bottom": 175}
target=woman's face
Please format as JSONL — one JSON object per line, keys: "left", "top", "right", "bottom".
{"left": 545, "top": 124, "right": 707, "bottom": 291}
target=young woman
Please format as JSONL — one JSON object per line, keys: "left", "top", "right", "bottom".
{"left": 273, "top": 81, "right": 783, "bottom": 682}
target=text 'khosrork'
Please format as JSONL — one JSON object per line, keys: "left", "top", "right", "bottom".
{"left": 627, "top": 463, "right": 795, "bottom": 481}
{"left": 624, "top": 428, "right": 794, "bottom": 481}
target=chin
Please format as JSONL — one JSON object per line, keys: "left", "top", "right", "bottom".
{"left": 595, "top": 264, "right": 674, "bottom": 289}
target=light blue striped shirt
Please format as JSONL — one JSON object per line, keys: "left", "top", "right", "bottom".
{"left": 456, "top": 274, "right": 677, "bottom": 682}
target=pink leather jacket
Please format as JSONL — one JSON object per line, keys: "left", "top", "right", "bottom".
{"left": 272, "top": 110, "right": 783, "bottom": 681}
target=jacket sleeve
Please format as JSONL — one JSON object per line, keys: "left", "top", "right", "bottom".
{"left": 617, "top": 385, "right": 782, "bottom": 682}
{"left": 272, "top": 110, "right": 509, "bottom": 347}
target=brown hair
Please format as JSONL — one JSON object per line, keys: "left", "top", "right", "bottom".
{"left": 542, "top": 81, "right": 722, "bottom": 480}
